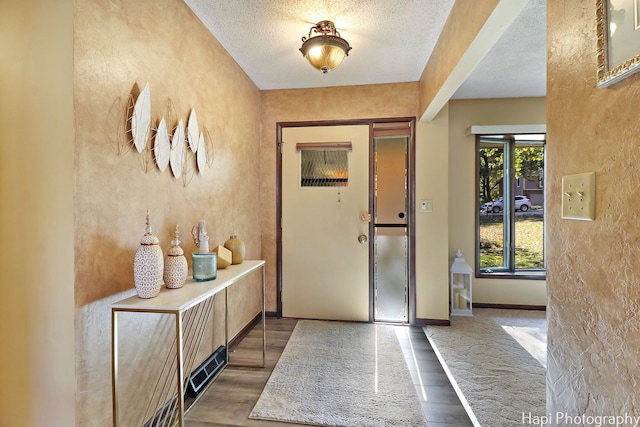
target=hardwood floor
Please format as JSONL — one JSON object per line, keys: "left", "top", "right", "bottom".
{"left": 185, "top": 318, "right": 473, "bottom": 427}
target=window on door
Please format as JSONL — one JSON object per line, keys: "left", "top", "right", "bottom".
{"left": 476, "top": 134, "right": 546, "bottom": 277}
{"left": 297, "top": 142, "right": 351, "bottom": 187}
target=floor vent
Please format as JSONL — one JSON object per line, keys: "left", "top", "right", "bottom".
{"left": 187, "top": 345, "right": 227, "bottom": 398}
{"left": 141, "top": 346, "right": 227, "bottom": 426}
{"left": 143, "top": 395, "right": 178, "bottom": 427}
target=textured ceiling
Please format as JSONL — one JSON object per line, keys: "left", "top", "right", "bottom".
{"left": 452, "top": 0, "right": 546, "bottom": 99}
{"left": 184, "top": 0, "right": 546, "bottom": 99}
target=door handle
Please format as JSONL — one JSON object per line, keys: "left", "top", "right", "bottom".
{"left": 358, "top": 234, "right": 368, "bottom": 244}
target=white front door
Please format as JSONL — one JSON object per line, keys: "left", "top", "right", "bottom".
{"left": 281, "top": 125, "right": 370, "bottom": 321}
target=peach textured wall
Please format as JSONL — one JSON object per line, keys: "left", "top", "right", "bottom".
{"left": 448, "top": 98, "right": 547, "bottom": 306}
{"left": 418, "top": 0, "right": 499, "bottom": 116}
{"left": 74, "top": 0, "right": 262, "bottom": 424}
{"left": 548, "top": 0, "right": 640, "bottom": 418}
{"left": 0, "top": 1, "right": 75, "bottom": 426}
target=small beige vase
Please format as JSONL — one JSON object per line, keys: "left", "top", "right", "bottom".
{"left": 164, "top": 225, "right": 188, "bottom": 289}
{"left": 133, "top": 211, "right": 164, "bottom": 298}
{"left": 224, "top": 235, "right": 245, "bottom": 265}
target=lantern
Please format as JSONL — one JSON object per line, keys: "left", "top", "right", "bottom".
{"left": 450, "top": 249, "right": 473, "bottom": 316}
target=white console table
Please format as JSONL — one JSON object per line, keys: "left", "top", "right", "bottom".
{"left": 111, "top": 260, "right": 266, "bottom": 427}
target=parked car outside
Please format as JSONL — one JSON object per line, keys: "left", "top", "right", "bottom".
{"left": 481, "top": 196, "right": 531, "bottom": 213}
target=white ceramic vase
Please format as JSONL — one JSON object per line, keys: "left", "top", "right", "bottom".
{"left": 164, "top": 225, "right": 188, "bottom": 289}
{"left": 133, "top": 212, "right": 164, "bottom": 298}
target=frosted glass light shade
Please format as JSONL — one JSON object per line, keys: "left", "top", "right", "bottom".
{"left": 299, "top": 21, "right": 351, "bottom": 74}
{"left": 301, "top": 36, "right": 349, "bottom": 73}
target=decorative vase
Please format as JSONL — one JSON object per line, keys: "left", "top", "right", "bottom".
{"left": 192, "top": 252, "right": 217, "bottom": 281}
{"left": 133, "top": 211, "right": 164, "bottom": 298}
{"left": 164, "top": 225, "right": 188, "bottom": 289}
{"left": 224, "top": 235, "right": 245, "bottom": 265}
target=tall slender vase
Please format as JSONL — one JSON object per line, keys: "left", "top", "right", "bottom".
{"left": 133, "top": 211, "right": 164, "bottom": 298}
{"left": 224, "top": 235, "right": 245, "bottom": 265}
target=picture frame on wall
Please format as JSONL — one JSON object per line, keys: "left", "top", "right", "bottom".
{"left": 597, "top": 0, "right": 640, "bottom": 87}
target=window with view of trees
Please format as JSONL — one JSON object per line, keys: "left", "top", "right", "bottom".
{"left": 477, "top": 134, "right": 546, "bottom": 276}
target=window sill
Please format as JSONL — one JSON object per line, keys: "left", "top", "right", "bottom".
{"left": 477, "top": 270, "right": 546, "bottom": 280}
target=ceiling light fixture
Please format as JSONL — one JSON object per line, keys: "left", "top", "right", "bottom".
{"left": 299, "top": 20, "right": 352, "bottom": 74}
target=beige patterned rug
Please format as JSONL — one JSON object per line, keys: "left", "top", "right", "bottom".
{"left": 426, "top": 308, "right": 547, "bottom": 427}
{"left": 250, "top": 320, "right": 427, "bottom": 427}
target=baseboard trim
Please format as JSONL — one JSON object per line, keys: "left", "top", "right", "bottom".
{"left": 415, "top": 318, "right": 450, "bottom": 326}
{"left": 473, "top": 303, "right": 546, "bottom": 311}
{"left": 228, "top": 312, "right": 263, "bottom": 351}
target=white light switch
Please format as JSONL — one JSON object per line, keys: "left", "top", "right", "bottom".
{"left": 562, "top": 172, "right": 595, "bottom": 221}
{"left": 420, "top": 199, "right": 433, "bottom": 212}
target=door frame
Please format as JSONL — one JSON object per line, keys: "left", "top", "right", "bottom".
{"left": 276, "top": 117, "right": 416, "bottom": 324}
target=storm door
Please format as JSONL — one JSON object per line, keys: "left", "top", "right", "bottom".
{"left": 373, "top": 123, "right": 410, "bottom": 323}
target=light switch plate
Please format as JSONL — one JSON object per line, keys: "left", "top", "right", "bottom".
{"left": 562, "top": 172, "right": 595, "bottom": 221}
{"left": 420, "top": 199, "right": 433, "bottom": 212}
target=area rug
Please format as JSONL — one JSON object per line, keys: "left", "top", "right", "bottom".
{"left": 250, "top": 320, "right": 427, "bottom": 427}
{"left": 426, "top": 308, "right": 547, "bottom": 427}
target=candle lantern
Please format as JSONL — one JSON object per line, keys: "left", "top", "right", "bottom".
{"left": 450, "top": 249, "right": 473, "bottom": 316}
